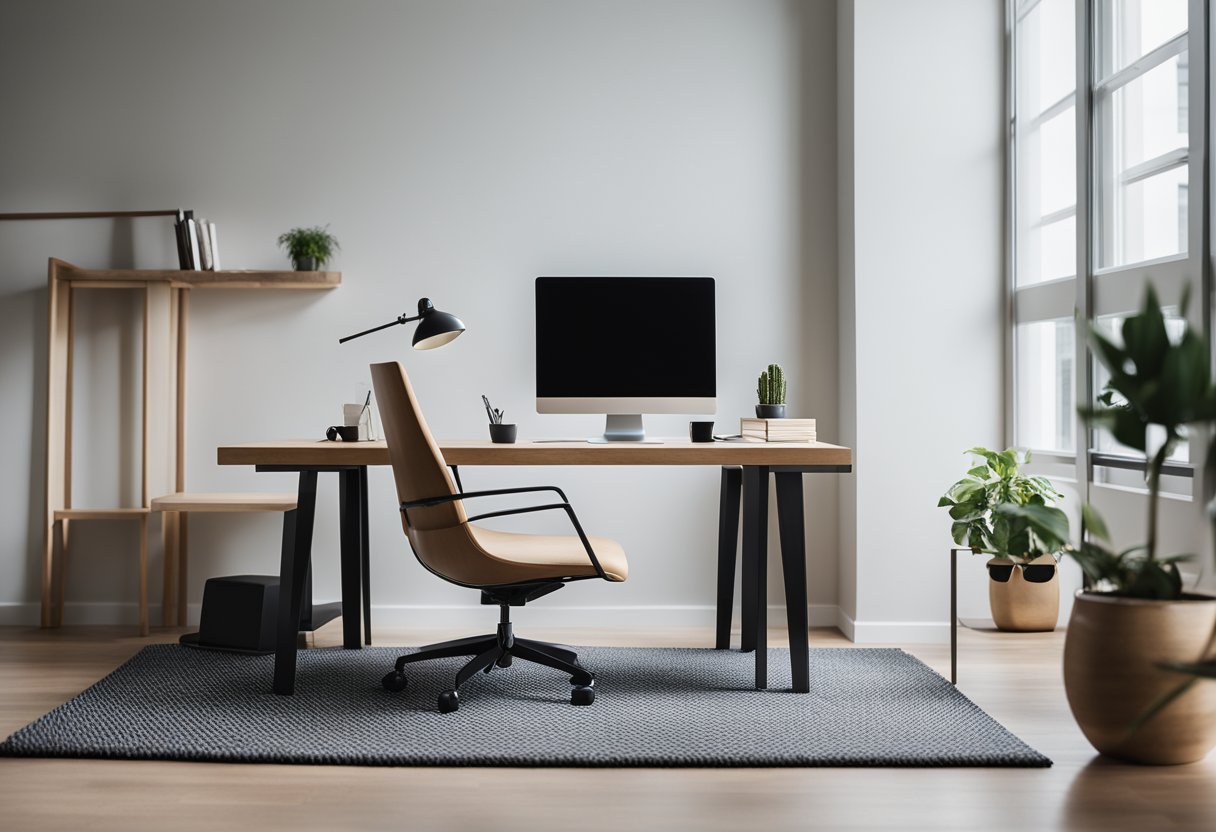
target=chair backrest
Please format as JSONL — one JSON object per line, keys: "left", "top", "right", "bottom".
{"left": 369, "top": 361, "right": 467, "bottom": 534}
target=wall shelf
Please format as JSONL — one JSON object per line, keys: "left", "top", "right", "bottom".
{"left": 52, "top": 258, "right": 341, "bottom": 290}
{"left": 43, "top": 258, "right": 341, "bottom": 633}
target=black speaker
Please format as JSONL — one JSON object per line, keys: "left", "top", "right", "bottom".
{"left": 180, "top": 575, "right": 279, "bottom": 654}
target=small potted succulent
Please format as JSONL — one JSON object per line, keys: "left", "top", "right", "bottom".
{"left": 938, "top": 447, "right": 1069, "bottom": 632}
{"left": 756, "top": 363, "right": 786, "bottom": 418}
{"left": 277, "top": 225, "right": 339, "bottom": 271}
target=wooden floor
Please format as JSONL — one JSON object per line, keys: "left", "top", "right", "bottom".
{"left": 1, "top": 623, "right": 1214, "bottom": 831}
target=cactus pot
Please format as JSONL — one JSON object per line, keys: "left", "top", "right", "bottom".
{"left": 1063, "top": 591, "right": 1216, "bottom": 764}
{"left": 755, "top": 404, "right": 786, "bottom": 418}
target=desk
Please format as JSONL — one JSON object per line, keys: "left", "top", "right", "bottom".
{"left": 217, "top": 439, "right": 852, "bottom": 695}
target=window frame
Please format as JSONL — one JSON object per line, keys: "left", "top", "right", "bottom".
{"left": 1006, "top": 0, "right": 1211, "bottom": 502}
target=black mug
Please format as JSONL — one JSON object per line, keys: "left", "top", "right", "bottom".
{"left": 326, "top": 425, "right": 360, "bottom": 442}
{"left": 689, "top": 421, "right": 715, "bottom": 443}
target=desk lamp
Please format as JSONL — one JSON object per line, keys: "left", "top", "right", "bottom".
{"left": 339, "top": 298, "right": 465, "bottom": 348}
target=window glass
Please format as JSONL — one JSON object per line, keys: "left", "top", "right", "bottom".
{"left": 1038, "top": 107, "right": 1077, "bottom": 215}
{"left": 1099, "top": 0, "right": 1187, "bottom": 77}
{"left": 1108, "top": 54, "right": 1188, "bottom": 170}
{"left": 1019, "top": 0, "right": 1076, "bottom": 112}
{"left": 1099, "top": 164, "right": 1188, "bottom": 268}
{"left": 1016, "top": 105, "right": 1076, "bottom": 286}
{"left": 1015, "top": 319, "right": 1076, "bottom": 453}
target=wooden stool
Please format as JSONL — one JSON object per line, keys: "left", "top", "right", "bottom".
{"left": 150, "top": 492, "right": 298, "bottom": 626}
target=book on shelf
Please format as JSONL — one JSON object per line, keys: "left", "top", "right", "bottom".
{"left": 197, "top": 217, "right": 213, "bottom": 270}
{"left": 171, "top": 210, "right": 222, "bottom": 271}
{"left": 184, "top": 210, "right": 202, "bottom": 271}
{"left": 740, "top": 417, "right": 816, "bottom": 442}
{"left": 173, "top": 210, "right": 190, "bottom": 269}
{"left": 206, "top": 221, "right": 221, "bottom": 270}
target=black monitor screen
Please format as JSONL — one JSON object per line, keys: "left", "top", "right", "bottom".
{"left": 535, "top": 277, "right": 716, "bottom": 398}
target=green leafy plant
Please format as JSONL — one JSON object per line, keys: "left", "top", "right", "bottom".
{"left": 1072, "top": 285, "right": 1216, "bottom": 599}
{"left": 938, "top": 447, "right": 1068, "bottom": 563}
{"left": 277, "top": 225, "right": 339, "bottom": 268}
{"left": 757, "top": 363, "right": 786, "bottom": 405}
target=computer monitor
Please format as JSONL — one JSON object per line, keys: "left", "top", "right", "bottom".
{"left": 535, "top": 276, "right": 716, "bottom": 442}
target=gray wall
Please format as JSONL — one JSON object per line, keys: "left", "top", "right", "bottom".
{"left": 838, "top": 0, "right": 1005, "bottom": 641}
{"left": 0, "top": 0, "right": 843, "bottom": 629}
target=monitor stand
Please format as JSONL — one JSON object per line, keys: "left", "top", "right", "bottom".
{"left": 588, "top": 414, "right": 662, "bottom": 444}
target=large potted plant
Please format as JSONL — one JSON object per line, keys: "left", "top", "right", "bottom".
{"left": 1062, "top": 285, "right": 1216, "bottom": 765}
{"left": 939, "top": 447, "right": 1069, "bottom": 631}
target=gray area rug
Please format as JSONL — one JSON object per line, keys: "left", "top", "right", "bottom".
{"left": 0, "top": 645, "right": 1050, "bottom": 767}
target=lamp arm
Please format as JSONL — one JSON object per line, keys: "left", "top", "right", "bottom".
{"left": 338, "top": 312, "right": 423, "bottom": 344}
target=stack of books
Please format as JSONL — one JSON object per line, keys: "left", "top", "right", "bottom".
{"left": 740, "top": 417, "right": 816, "bottom": 442}
{"left": 172, "top": 209, "right": 222, "bottom": 271}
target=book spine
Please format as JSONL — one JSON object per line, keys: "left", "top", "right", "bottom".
{"left": 197, "top": 218, "right": 213, "bottom": 270}
{"left": 173, "top": 210, "right": 189, "bottom": 269}
{"left": 184, "top": 211, "right": 201, "bottom": 271}
{"left": 207, "top": 222, "right": 220, "bottom": 270}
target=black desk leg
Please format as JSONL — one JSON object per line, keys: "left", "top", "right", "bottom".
{"left": 742, "top": 465, "right": 769, "bottom": 689}
{"left": 951, "top": 548, "right": 957, "bottom": 685}
{"left": 360, "top": 465, "right": 372, "bottom": 646}
{"left": 274, "top": 471, "right": 317, "bottom": 696}
{"left": 775, "top": 472, "right": 810, "bottom": 693}
{"left": 338, "top": 468, "right": 364, "bottom": 649}
{"left": 715, "top": 466, "right": 742, "bottom": 650}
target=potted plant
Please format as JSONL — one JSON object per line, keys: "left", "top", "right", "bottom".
{"left": 938, "top": 447, "right": 1069, "bottom": 631}
{"left": 756, "top": 363, "right": 786, "bottom": 418}
{"left": 277, "top": 225, "right": 339, "bottom": 271}
{"left": 1062, "top": 285, "right": 1216, "bottom": 765}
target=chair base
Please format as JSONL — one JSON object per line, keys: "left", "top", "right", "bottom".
{"left": 381, "top": 591, "right": 595, "bottom": 713}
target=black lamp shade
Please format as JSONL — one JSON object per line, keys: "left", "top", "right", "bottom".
{"left": 412, "top": 309, "right": 465, "bottom": 350}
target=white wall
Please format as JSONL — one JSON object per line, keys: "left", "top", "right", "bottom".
{"left": 837, "top": 0, "right": 1005, "bottom": 642}
{"left": 0, "top": 0, "right": 841, "bottom": 630}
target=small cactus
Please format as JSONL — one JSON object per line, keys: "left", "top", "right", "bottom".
{"left": 757, "top": 363, "right": 786, "bottom": 405}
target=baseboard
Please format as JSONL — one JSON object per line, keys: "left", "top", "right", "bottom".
{"left": 834, "top": 608, "right": 951, "bottom": 644}
{"left": 0, "top": 601, "right": 842, "bottom": 632}
{"left": 0, "top": 601, "right": 171, "bottom": 627}
{"left": 353, "top": 602, "right": 843, "bottom": 631}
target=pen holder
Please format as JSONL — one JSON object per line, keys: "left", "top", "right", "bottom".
{"left": 489, "top": 423, "right": 517, "bottom": 444}
{"left": 343, "top": 402, "right": 374, "bottom": 440}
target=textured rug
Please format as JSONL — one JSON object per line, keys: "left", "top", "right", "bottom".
{"left": 0, "top": 645, "right": 1050, "bottom": 767}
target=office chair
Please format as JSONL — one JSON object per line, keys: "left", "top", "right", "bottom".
{"left": 369, "top": 361, "right": 629, "bottom": 713}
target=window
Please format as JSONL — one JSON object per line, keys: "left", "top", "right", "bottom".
{"left": 1008, "top": 0, "right": 1203, "bottom": 500}
{"left": 1094, "top": 0, "right": 1191, "bottom": 270}
{"left": 1015, "top": 319, "right": 1076, "bottom": 453}
{"left": 1014, "top": 0, "right": 1076, "bottom": 287}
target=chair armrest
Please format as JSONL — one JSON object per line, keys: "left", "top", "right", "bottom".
{"left": 400, "top": 485, "right": 569, "bottom": 510}
{"left": 463, "top": 502, "right": 607, "bottom": 580}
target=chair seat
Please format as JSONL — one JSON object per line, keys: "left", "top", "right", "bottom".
{"left": 469, "top": 525, "right": 628, "bottom": 583}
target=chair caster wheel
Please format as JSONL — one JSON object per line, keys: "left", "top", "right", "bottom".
{"left": 438, "top": 689, "right": 460, "bottom": 713}
{"left": 496, "top": 653, "right": 513, "bottom": 668}
{"left": 381, "top": 671, "right": 407, "bottom": 692}
{"left": 571, "top": 685, "right": 595, "bottom": 706}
